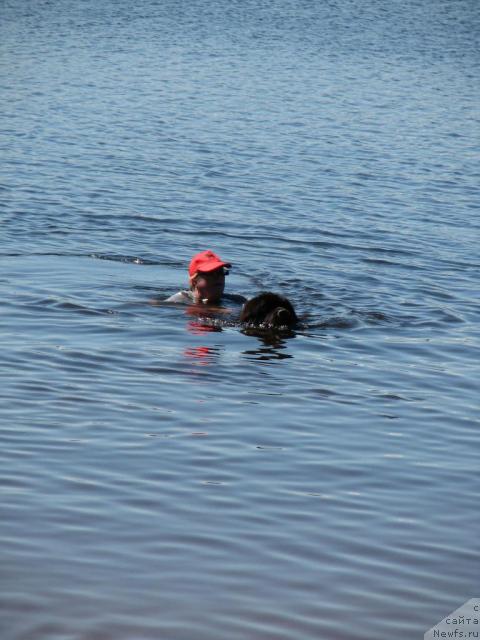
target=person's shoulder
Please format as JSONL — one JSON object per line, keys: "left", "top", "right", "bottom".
{"left": 164, "top": 290, "right": 194, "bottom": 303}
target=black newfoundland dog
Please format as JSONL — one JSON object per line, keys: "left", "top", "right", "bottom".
{"left": 240, "top": 292, "right": 298, "bottom": 329}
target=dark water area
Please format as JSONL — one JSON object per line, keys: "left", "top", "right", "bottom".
{"left": 1, "top": 1, "right": 479, "bottom": 638}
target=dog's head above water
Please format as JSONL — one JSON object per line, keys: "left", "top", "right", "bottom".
{"left": 240, "top": 292, "right": 298, "bottom": 329}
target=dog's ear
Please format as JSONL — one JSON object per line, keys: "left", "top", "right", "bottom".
{"left": 276, "top": 298, "right": 297, "bottom": 324}
{"left": 264, "top": 306, "right": 296, "bottom": 328}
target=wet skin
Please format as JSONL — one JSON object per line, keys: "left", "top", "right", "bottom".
{"left": 191, "top": 268, "right": 226, "bottom": 303}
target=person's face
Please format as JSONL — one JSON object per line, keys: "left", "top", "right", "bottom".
{"left": 192, "top": 268, "right": 226, "bottom": 303}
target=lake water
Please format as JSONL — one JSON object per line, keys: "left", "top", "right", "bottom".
{"left": 1, "top": 1, "right": 479, "bottom": 638}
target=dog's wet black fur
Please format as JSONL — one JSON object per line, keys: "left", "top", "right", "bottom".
{"left": 240, "top": 292, "right": 298, "bottom": 330}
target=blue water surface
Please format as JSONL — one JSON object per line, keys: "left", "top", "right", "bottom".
{"left": 1, "top": 1, "right": 479, "bottom": 639}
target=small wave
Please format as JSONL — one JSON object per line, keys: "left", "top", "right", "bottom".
{"left": 307, "top": 316, "right": 359, "bottom": 330}
{"left": 89, "top": 253, "right": 161, "bottom": 265}
{"left": 303, "top": 309, "right": 392, "bottom": 330}
{"left": 0, "top": 251, "right": 86, "bottom": 258}
{"left": 55, "top": 301, "right": 118, "bottom": 316}
{"left": 352, "top": 309, "right": 392, "bottom": 324}
{"left": 27, "top": 297, "right": 118, "bottom": 316}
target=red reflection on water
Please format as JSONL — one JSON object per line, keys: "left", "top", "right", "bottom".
{"left": 184, "top": 321, "right": 222, "bottom": 367}
{"left": 186, "top": 320, "right": 221, "bottom": 335}
{"left": 184, "top": 345, "right": 214, "bottom": 366}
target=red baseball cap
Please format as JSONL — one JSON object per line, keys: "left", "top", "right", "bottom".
{"left": 188, "top": 250, "right": 231, "bottom": 280}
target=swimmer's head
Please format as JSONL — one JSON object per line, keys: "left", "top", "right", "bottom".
{"left": 188, "top": 250, "right": 231, "bottom": 303}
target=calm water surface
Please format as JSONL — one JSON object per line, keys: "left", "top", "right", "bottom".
{"left": 1, "top": 1, "right": 479, "bottom": 639}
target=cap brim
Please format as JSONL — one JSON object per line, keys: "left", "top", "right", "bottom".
{"left": 199, "top": 260, "right": 231, "bottom": 273}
